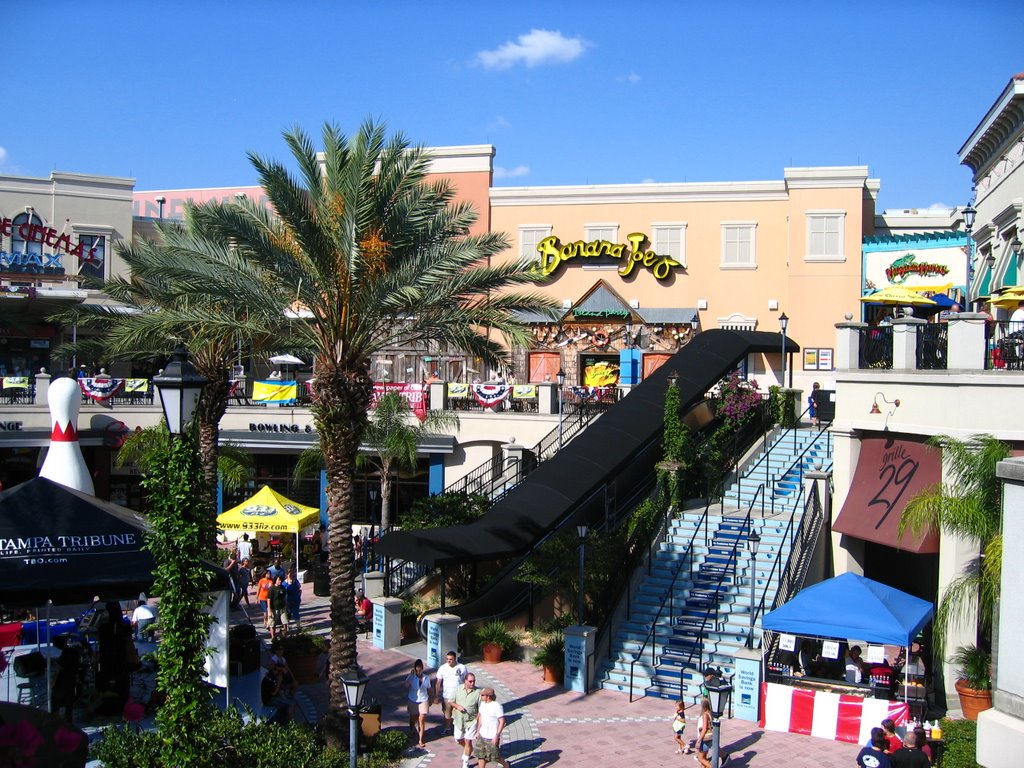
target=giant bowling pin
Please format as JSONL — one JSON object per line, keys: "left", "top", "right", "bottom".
{"left": 39, "top": 376, "right": 95, "bottom": 494}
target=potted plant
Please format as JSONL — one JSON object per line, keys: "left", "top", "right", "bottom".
{"left": 951, "top": 643, "right": 992, "bottom": 720}
{"left": 474, "top": 620, "right": 516, "bottom": 663}
{"left": 279, "top": 629, "right": 328, "bottom": 683}
{"left": 401, "top": 600, "right": 419, "bottom": 642}
{"left": 531, "top": 633, "right": 565, "bottom": 683}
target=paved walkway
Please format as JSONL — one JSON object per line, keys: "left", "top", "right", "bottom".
{"left": 237, "top": 578, "right": 863, "bottom": 767}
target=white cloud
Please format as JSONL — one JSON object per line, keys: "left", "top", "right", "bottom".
{"left": 494, "top": 165, "right": 530, "bottom": 180}
{"left": 489, "top": 115, "right": 511, "bottom": 131}
{"left": 926, "top": 202, "right": 952, "bottom": 211}
{"left": 477, "top": 29, "right": 591, "bottom": 70}
{"left": 0, "top": 146, "right": 7, "bottom": 164}
{"left": 616, "top": 72, "right": 641, "bottom": 84}
{"left": 641, "top": 177, "right": 656, "bottom": 184}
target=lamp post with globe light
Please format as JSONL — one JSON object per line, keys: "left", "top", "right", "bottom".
{"left": 704, "top": 674, "right": 733, "bottom": 768}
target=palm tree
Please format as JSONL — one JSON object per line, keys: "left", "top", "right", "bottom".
{"left": 898, "top": 433, "right": 1008, "bottom": 655}
{"left": 360, "top": 390, "right": 459, "bottom": 530}
{"left": 184, "top": 119, "right": 556, "bottom": 729}
{"left": 53, "top": 222, "right": 291, "bottom": 520}
{"left": 294, "top": 390, "right": 459, "bottom": 530}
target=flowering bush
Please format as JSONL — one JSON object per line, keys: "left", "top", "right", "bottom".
{"left": 716, "top": 372, "right": 762, "bottom": 430}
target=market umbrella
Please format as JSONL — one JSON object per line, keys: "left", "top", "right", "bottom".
{"left": 860, "top": 286, "right": 937, "bottom": 306}
{"left": 268, "top": 353, "right": 305, "bottom": 366}
{"left": 990, "top": 288, "right": 1024, "bottom": 309}
{"left": 216, "top": 485, "right": 320, "bottom": 575}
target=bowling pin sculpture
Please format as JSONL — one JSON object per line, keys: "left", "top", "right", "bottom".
{"left": 39, "top": 376, "right": 95, "bottom": 495}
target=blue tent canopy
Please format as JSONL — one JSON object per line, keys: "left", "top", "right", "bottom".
{"left": 762, "top": 573, "right": 933, "bottom": 646}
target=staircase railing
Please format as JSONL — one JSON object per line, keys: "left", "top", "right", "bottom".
{"left": 625, "top": 485, "right": 761, "bottom": 702}
{"left": 735, "top": 408, "right": 832, "bottom": 516}
{"left": 758, "top": 481, "right": 827, "bottom": 662}
{"left": 624, "top": 486, "right": 719, "bottom": 702}
{"left": 665, "top": 494, "right": 764, "bottom": 700}
{"left": 441, "top": 396, "right": 604, "bottom": 500}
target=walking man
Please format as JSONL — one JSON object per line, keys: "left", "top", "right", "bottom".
{"left": 474, "top": 687, "right": 509, "bottom": 768}
{"left": 434, "top": 650, "right": 467, "bottom": 735}
{"left": 452, "top": 672, "right": 481, "bottom": 766}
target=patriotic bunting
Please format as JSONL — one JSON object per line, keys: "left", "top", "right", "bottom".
{"left": 79, "top": 377, "right": 124, "bottom": 402}
{"left": 472, "top": 383, "right": 510, "bottom": 408}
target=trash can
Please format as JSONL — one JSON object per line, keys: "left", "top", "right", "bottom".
{"left": 813, "top": 388, "right": 836, "bottom": 424}
{"left": 313, "top": 562, "right": 330, "bottom": 597}
{"left": 359, "top": 698, "right": 382, "bottom": 743}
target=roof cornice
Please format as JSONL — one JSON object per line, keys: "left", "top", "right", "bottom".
{"left": 784, "top": 166, "right": 871, "bottom": 189}
{"left": 491, "top": 180, "right": 789, "bottom": 206}
{"left": 958, "top": 74, "right": 1024, "bottom": 174}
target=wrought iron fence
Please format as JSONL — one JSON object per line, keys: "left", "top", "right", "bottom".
{"left": 916, "top": 323, "right": 948, "bottom": 370}
{"left": 858, "top": 327, "right": 892, "bottom": 369}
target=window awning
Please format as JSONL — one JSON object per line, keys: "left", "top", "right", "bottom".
{"left": 832, "top": 436, "right": 941, "bottom": 553}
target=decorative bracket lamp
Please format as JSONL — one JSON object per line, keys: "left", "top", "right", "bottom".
{"left": 870, "top": 392, "right": 901, "bottom": 430}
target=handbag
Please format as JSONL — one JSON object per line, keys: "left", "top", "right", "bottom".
{"left": 124, "top": 636, "right": 141, "bottom": 669}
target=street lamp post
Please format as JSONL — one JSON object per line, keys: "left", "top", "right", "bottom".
{"left": 340, "top": 668, "right": 369, "bottom": 768}
{"left": 557, "top": 368, "right": 566, "bottom": 449}
{"left": 779, "top": 313, "right": 789, "bottom": 389}
{"left": 704, "top": 675, "right": 733, "bottom": 768}
{"left": 746, "top": 530, "right": 761, "bottom": 649}
{"left": 152, "top": 345, "right": 207, "bottom": 435}
{"left": 963, "top": 201, "right": 977, "bottom": 306}
{"left": 155, "top": 195, "right": 166, "bottom": 220}
{"left": 576, "top": 524, "right": 588, "bottom": 624}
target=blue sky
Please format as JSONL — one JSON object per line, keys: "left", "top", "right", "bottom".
{"left": 3, "top": 1, "right": 1021, "bottom": 211}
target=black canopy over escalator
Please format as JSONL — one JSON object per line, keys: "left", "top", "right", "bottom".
{"left": 376, "top": 329, "right": 797, "bottom": 568}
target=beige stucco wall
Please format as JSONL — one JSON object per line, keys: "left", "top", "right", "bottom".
{"left": 490, "top": 167, "right": 875, "bottom": 395}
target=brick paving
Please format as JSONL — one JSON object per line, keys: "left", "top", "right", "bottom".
{"left": 237, "top": 578, "right": 863, "bottom": 767}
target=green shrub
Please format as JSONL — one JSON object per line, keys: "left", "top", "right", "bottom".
{"left": 940, "top": 717, "right": 978, "bottom": 768}
{"left": 371, "top": 728, "right": 408, "bottom": 761}
{"left": 90, "top": 709, "right": 406, "bottom": 768}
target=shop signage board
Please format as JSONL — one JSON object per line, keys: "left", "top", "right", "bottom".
{"left": 530, "top": 232, "right": 682, "bottom": 281}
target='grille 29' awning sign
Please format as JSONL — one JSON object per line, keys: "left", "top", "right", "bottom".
{"left": 531, "top": 233, "right": 681, "bottom": 281}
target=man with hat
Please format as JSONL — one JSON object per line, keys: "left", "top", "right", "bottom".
{"left": 474, "top": 687, "right": 509, "bottom": 768}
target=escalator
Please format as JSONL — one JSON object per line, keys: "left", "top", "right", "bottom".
{"left": 375, "top": 329, "right": 797, "bottom": 624}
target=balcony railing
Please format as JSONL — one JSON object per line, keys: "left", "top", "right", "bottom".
{"left": 916, "top": 323, "right": 947, "bottom": 370}
{"left": 857, "top": 327, "right": 893, "bottom": 369}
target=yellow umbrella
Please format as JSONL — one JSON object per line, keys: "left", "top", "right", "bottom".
{"left": 860, "top": 285, "right": 937, "bottom": 306}
{"left": 990, "top": 288, "right": 1024, "bottom": 309}
{"left": 217, "top": 485, "right": 320, "bottom": 574}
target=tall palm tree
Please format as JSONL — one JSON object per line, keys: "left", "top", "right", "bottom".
{"left": 53, "top": 223, "right": 291, "bottom": 519}
{"left": 899, "top": 433, "right": 1008, "bottom": 655}
{"left": 184, "top": 120, "right": 556, "bottom": 727}
{"left": 294, "top": 390, "right": 459, "bottom": 530}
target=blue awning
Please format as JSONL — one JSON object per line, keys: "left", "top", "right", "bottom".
{"left": 762, "top": 573, "right": 933, "bottom": 646}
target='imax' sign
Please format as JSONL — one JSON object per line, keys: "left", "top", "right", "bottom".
{"left": 0, "top": 251, "right": 65, "bottom": 275}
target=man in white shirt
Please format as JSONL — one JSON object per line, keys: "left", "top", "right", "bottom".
{"left": 131, "top": 596, "right": 157, "bottom": 640}
{"left": 434, "top": 651, "right": 467, "bottom": 735}
{"left": 236, "top": 533, "right": 253, "bottom": 562}
{"left": 474, "top": 688, "right": 509, "bottom": 768}
{"left": 1010, "top": 302, "right": 1024, "bottom": 332}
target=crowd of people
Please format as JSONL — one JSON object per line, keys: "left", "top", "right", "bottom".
{"left": 402, "top": 651, "right": 508, "bottom": 767}
{"left": 855, "top": 721, "right": 934, "bottom": 767}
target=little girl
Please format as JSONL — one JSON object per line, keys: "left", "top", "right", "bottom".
{"left": 672, "top": 699, "right": 687, "bottom": 754}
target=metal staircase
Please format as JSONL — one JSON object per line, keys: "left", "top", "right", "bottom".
{"left": 597, "top": 426, "right": 832, "bottom": 701}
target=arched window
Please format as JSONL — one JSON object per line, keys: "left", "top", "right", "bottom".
{"left": 10, "top": 211, "right": 43, "bottom": 255}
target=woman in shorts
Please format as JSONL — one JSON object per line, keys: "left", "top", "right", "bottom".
{"left": 404, "top": 659, "right": 431, "bottom": 748}
{"left": 672, "top": 698, "right": 687, "bottom": 754}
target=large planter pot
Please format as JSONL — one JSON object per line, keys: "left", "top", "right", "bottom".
{"left": 955, "top": 678, "right": 993, "bottom": 720}
{"left": 481, "top": 642, "right": 504, "bottom": 664}
{"left": 289, "top": 651, "right": 324, "bottom": 684}
{"left": 541, "top": 664, "right": 562, "bottom": 684}
{"left": 401, "top": 616, "right": 418, "bottom": 642}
